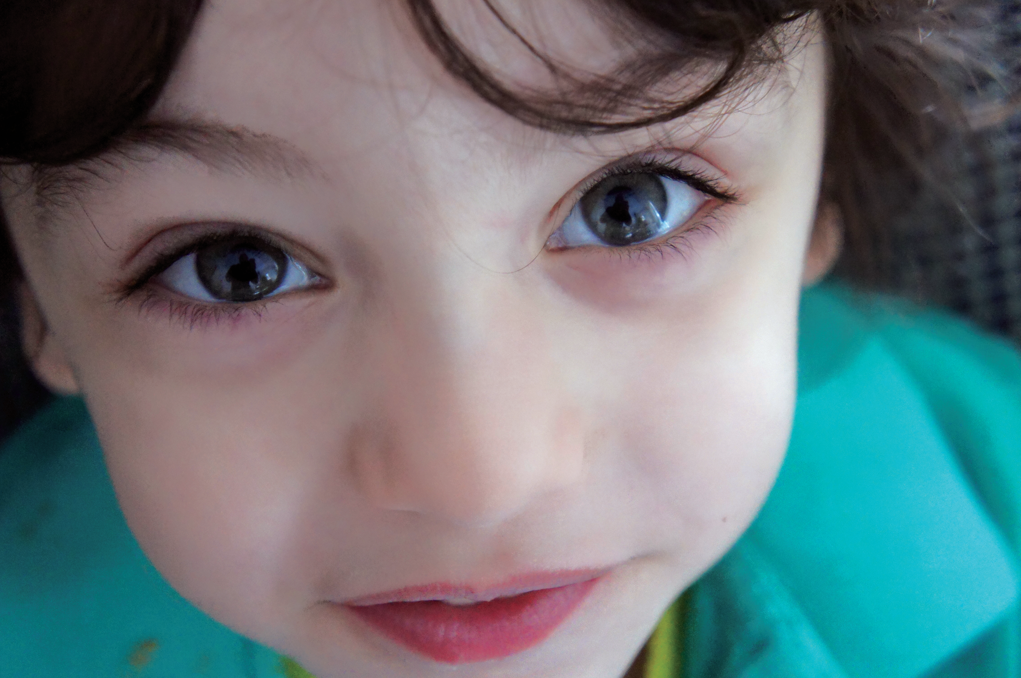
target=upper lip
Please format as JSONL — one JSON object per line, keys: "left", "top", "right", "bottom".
{"left": 343, "top": 567, "right": 612, "bottom": 606}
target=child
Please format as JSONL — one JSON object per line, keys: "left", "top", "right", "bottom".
{"left": 1, "top": 0, "right": 1019, "bottom": 677}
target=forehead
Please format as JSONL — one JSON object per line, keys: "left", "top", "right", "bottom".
{"left": 165, "top": 0, "right": 628, "bottom": 114}
{"left": 156, "top": 0, "right": 809, "bottom": 162}
{"left": 157, "top": 0, "right": 573, "bottom": 157}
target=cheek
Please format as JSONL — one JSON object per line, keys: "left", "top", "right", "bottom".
{"left": 633, "top": 349, "right": 794, "bottom": 521}
{"left": 83, "top": 370, "right": 344, "bottom": 639}
{"left": 623, "top": 355, "right": 794, "bottom": 580}
{"left": 591, "top": 283, "right": 800, "bottom": 575}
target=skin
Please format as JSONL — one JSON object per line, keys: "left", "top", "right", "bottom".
{"left": 3, "top": 1, "right": 837, "bottom": 676}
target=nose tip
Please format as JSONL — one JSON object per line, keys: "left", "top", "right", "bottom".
{"left": 351, "top": 409, "right": 586, "bottom": 527}
{"left": 350, "top": 268, "right": 586, "bottom": 526}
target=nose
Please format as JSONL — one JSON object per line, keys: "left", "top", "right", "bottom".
{"left": 351, "top": 276, "right": 586, "bottom": 527}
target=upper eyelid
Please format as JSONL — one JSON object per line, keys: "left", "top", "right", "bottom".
{"left": 116, "top": 226, "right": 327, "bottom": 298}
{"left": 569, "top": 153, "right": 739, "bottom": 208}
{"left": 548, "top": 152, "right": 740, "bottom": 232}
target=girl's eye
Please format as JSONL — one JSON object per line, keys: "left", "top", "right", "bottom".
{"left": 547, "top": 171, "right": 711, "bottom": 249}
{"left": 153, "top": 237, "right": 319, "bottom": 303}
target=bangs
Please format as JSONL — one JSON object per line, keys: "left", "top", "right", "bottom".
{"left": 403, "top": 0, "right": 816, "bottom": 135}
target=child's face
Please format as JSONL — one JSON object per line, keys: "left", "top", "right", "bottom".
{"left": 4, "top": 1, "right": 830, "bottom": 676}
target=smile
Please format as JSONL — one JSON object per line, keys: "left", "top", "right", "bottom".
{"left": 343, "top": 569, "right": 608, "bottom": 664}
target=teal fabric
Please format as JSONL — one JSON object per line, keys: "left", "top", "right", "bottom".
{"left": 685, "top": 286, "right": 1021, "bottom": 678}
{"left": 1, "top": 284, "right": 1020, "bottom": 677}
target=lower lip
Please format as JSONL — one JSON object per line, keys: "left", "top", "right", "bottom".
{"left": 347, "top": 577, "right": 602, "bottom": 664}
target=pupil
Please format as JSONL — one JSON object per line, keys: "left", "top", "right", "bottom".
{"left": 228, "top": 253, "right": 260, "bottom": 293}
{"left": 605, "top": 189, "right": 633, "bottom": 225}
{"left": 196, "top": 239, "right": 289, "bottom": 302}
{"left": 580, "top": 173, "right": 668, "bottom": 247}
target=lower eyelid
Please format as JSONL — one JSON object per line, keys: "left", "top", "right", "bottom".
{"left": 133, "top": 289, "right": 275, "bottom": 330}
{"left": 135, "top": 262, "right": 327, "bottom": 331}
{"left": 566, "top": 202, "right": 734, "bottom": 278}
{"left": 136, "top": 283, "right": 328, "bottom": 330}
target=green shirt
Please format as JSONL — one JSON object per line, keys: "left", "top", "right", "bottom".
{"left": 2, "top": 284, "right": 1020, "bottom": 677}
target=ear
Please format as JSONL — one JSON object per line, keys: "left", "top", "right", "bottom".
{"left": 18, "top": 284, "right": 80, "bottom": 395}
{"left": 802, "top": 201, "right": 843, "bottom": 287}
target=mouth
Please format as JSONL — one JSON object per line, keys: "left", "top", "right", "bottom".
{"left": 343, "top": 569, "right": 608, "bottom": 664}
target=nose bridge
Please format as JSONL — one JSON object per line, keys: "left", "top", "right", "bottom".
{"left": 355, "top": 270, "right": 584, "bottom": 526}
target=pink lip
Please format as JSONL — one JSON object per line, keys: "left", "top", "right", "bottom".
{"left": 344, "top": 569, "right": 607, "bottom": 664}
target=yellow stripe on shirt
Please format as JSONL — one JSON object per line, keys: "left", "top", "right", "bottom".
{"left": 646, "top": 593, "right": 686, "bottom": 678}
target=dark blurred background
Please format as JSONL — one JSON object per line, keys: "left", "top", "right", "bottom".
{"left": 884, "top": 1, "right": 1021, "bottom": 341}
{"left": 0, "top": 286, "right": 50, "bottom": 443}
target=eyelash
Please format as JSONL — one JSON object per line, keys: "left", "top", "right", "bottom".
{"left": 552, "top": 155, "right": 740, "bottom": 260}
{"left": 133, "top": 288, "right": 281, "bottom": 330}
{"left": 117, "top": 229, "right": 320, "bottom": 330}
{"left": 119, "top": 157, "right": 740, "bottom": 329}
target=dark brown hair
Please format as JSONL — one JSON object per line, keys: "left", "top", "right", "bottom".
{"left": 0, "top": 0, "right": 998, "bottom": 430}
{"left": 0, "top": 0, "right": 202, "bottom": 433}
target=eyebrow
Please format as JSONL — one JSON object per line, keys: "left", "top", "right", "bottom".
{"left": 31, "top": 118, "right": 324, "bottom": 220}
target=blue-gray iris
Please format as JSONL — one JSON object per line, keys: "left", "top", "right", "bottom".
{"left": 196, "top": 239, "right": 288, "bottom": 302}
{"left": 580, "top": 174, "right": 669, "bottom": 246}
